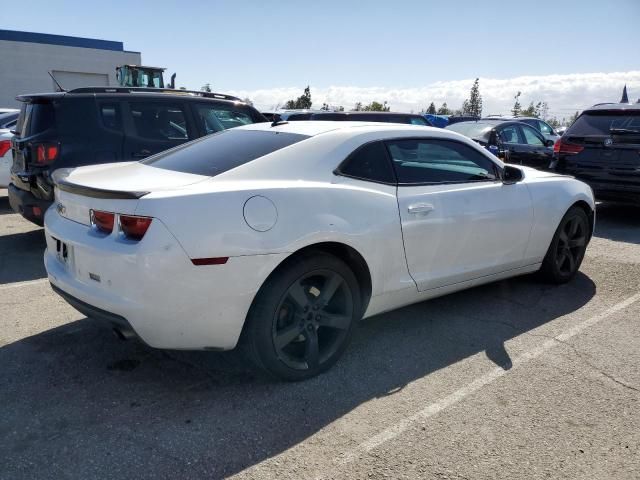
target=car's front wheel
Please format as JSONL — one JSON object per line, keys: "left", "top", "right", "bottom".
{"left": 242, "top": 251, "right": 362, "bottom": 381}
{"left": 539, "top": 206, "right": 590, "bottom": 284}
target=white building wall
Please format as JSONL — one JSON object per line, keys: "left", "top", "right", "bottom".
{"left": 0, "top": 40, "right": 140, "bottom": 107}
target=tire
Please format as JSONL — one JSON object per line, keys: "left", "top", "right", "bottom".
{"left": 539, "top": 206, "right": 590, "bottom": 284}
{"left": 241, "top": 251, "right": 362, "bottom": 381}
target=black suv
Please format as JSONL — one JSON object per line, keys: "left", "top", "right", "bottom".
{"left": 550, "top": 104, "right": 640, "bottom": 204}
{"left": 9, "top": 87, "right": 266, "bottom": 225}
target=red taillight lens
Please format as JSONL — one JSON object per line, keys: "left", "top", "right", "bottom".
{"left": 90, "top": 210, "right": 115, "bottom": 234}
{"left": 119, "top": 215, "right": 152, "bottom": 240}
{"left": 35, "top": 143, "right": 59, "bottom": 164}
{"left": 0, "top": 140, "right": 11, "bottom": 157}
{"left": 554, "top": 139, "right": 584, "bottom": 155}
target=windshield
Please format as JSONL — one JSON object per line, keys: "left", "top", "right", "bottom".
{"left": 568, "top": 112, "right": 640, "bottom": 136}
{"left": 446, "top": 122, "right": 493, "bottom": 140}
{"left": 142, "top": 129, "right": 309, "bottom": 176}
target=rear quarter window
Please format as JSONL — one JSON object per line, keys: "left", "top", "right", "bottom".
{"left": 142, "top": 129, "right": 309, "bottom": 176}
{"left": 16, "top": 102, "right": 55, "bottom": 137}
{"left": 568, "top": 112, "right": 640, "bottom": 136}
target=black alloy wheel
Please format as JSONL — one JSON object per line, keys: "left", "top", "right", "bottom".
{"left": 540, "top": 206, "right": 590, "bottom": 283}
{"left": 554, "top": 215, "right": 588, "bottom": 276}
{"left": 242, "top": 251, "right": 362, "bottom": 381}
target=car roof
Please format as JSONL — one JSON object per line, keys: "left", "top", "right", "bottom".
{"left": 311, "top": 111, "right": 422, "bottom": 117}
{"left": 239, "top": 120, "right": 439, "bottom": 137}
{"left": 449, "top": 120, "right": 520, "bottom": 128}
{"left": 16, "top": 87, "right": 245, "bottom": 105}
{"left": 584, "top": 103, "right": 640, "bottom": 113}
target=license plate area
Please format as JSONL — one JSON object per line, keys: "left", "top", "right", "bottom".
{"left": 52, "top": 236, "right": 71, "bottom": 266}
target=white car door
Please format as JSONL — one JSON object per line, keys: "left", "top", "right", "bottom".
{"left": 388, "top": 138, "right": 533, "bottom": 291}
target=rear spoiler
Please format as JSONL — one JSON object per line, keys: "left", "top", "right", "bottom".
{"left": 52, "top": 169, "right": 149, "bottom": 199}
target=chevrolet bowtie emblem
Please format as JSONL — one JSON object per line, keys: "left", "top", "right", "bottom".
{"left": 56, "top": 203, "right": 66, "bottom": 215}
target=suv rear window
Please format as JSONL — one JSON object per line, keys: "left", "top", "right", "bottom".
{"left": 568, "top": 111, "right": 640, "bottom": 136}
{"left": 142, "top": 129, "right": 309, "bottom": 176}
{"left": 16, "top": 102, "right": 55, "bottom": 138}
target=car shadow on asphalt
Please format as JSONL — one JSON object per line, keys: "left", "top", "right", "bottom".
{"left": 0, "top": 229, "right": 46, "bottom": 284}
{"left": 0, "top": 272, "right": 595, "bottom": 478}
{"left": 594, "top": 203, "right": 640, "bottom": 244}
{"left": 0, "top": 194, "right": 13, "bottom": 216}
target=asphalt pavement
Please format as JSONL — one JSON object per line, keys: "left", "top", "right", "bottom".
{"left": 0, "top": 188, "right": 639, "bottom": 479}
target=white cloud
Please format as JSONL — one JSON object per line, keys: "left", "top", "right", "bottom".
{"left": 229, "top": 71, "right": 640, "bottom": 120}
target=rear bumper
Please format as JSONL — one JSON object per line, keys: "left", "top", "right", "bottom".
{"left": 51, "top": 283, "right": 139, "bottom": 340}
{"left": 8, "top": 183, "right": 51, "bottom": 225}
{"left": 44, "top": 207, "right": 288, "bottom": 350}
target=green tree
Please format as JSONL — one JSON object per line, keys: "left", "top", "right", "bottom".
{"left": 284, "top": 85, "right": 312, "bottom": 109}
{"left": 547, "top": 117, "right": 561, "bottom": 128}
{"left": 426, "top": 102, "right": 437, "bottom": 114}
{"left": 201, "top": 83, "right": 212, "bottom": 93}
{"left": 362, "top": 101, "right": 390, "bottom": 111}
{"left": 353, "top": 102, "right": 363, "bottom": 111}
{"left": 464, "top": 78, "right": 483, "bottom": 116}
{"left": 437, "top": 102, "right": 452, "bottom": 115}
{"left": 243, "top": 97, "right": 254, "bottom": 106}
{"left": 511, "top": 92, "right": 522, "bottom": 116}
{"left": 521, "top": 101, "right": 537, "bottom": 117}
{"left": 337, "top": 105, "right": 345, "bottom": 112}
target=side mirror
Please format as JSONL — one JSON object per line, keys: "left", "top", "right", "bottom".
{"left": 502, "top": 165, "right": 524, "bottom": 184}
{"left": 544, "top": 139, "right": 555, "bottom": 147}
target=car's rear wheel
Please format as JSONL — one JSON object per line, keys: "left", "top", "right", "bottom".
{"left": 242, "top": 251, "right": 362, "bottom": 381}
{"left": 539, "top": 206, "right": 590, "bottom": 284}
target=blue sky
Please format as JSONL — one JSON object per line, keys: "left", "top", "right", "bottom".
{"left": 5, "top": 0, "right": 640, "bottom": 116}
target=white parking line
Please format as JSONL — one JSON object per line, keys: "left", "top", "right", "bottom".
{"left": 0, "top": 278, "right": 49, "bottom": 291}
{"left": 320, "top": 292, "right": 640, "bottom": 475}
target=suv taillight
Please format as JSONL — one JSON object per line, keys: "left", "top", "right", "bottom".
{"left": 553, "top": 138, "right": 584, "bottom": 155}
{"left": 0, "top": 140, "right": 11, "bottom": 157}
{"left": 119, "top": 215, "right": 153, "bottom": 240}
{"left": 35, "top": 143, "right": 59, "bottom": 164}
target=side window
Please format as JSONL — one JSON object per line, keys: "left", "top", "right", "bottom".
{"left": 337, "top": 141, "right": 395, "bottom": 184}
{"left": 99, "top": 103, "right": 123, "bottom": 131}
{"left": 386, "top": 139, "right": 498, "bottom": 184}
{"left": 409, "top": 117, "right": 428, "bottom": 126}
{"left": 498, "top": 125, "right": 521, "bottom": 144}
{"left": 129, "top": 103, "right": 189, "bottom": 141}
{"left": 194, "top": 104, "right": 254, "bottom": 134}
{"left": 521, "top": 125, "right": 545, "bottom": 146}
{"left": 537, "top": 120, "right": 553, "bottom": 135}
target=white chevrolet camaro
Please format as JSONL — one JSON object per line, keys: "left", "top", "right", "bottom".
{"left": 45, "top": 121, "right": 595, "bottom": 380}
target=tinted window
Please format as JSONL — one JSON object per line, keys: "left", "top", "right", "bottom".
{"left": 568, "top": 112, "right": 640, "bottom": 136}
{"left": 409, "top": 116, "right": 429, "bottom": 126}
{"left": 446, "top": 122, "right": 493, "bottom": 140}
{"left": 194, "top": 103, "right": 255, "bottom": 135}
{"left": 311, "top": 113, "right": 345, "bottom": 121}
{"left": 521, "top": 125, "right": 544, "bottom": 146}
{"left": 130, "top": 103, "right": 189, "bottom": 141}
{"left": 386, "top": 139, "right": 498, "bottom": 184}
{"left": 99, "top": 103, "right": 122, "bottom": 131}
{"left": 284, "top": 113, "right": 313, "bottom": 121}
{"left": 16, "top": 102, "right": 54, "bottom": 138}
{"left": 499, "top": 125, "right": 521, "bottom": 144}
{"left": 537, "top": 120, "right": 554, "bottom": 135}
{"left": 338, "top": 141, "right": 395, "bottom": 184}
{"left": 142, "top": 129, "right": 308, "bottom": 176}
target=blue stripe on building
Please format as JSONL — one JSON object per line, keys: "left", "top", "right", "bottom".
{"left": 0, "top": 29, "right": 124, "bottom": 52}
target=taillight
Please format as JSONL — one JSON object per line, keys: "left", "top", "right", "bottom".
{"left": 0, "top": 140, "right": 10, "bottom": 157}
{"left": 553, "top": 139, "right": 584, "bottom": 155}
{"left": 90, "top": 210, "right": 115, "bottom": 234}
{"left": 119, "top": 215, "right": 152, "bottom": 240}
{"left": 35, "top": 143, "right": 59, "bottom": 164}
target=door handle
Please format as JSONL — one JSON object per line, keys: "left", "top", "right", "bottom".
{"left": 408, "top": 203, "right": 434, "bottom": 215}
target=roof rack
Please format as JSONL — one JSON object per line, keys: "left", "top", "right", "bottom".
{"left": 67, "top": 86, "right": 242, "bottom": 102}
